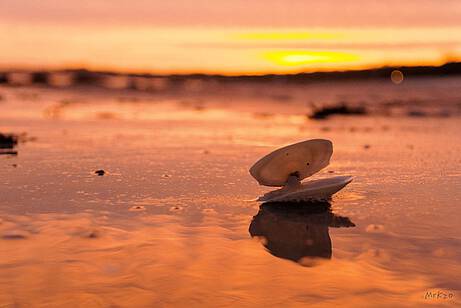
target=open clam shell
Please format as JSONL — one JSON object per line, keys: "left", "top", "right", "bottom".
{"left": 250, "top": 139, "right": 352, "bottom": 202}
{"left": 250, "top": 139, "right": 333, "bottom": 187}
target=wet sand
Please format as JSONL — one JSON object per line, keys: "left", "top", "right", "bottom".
{"left": 1, "top": 79, "right": 460, "bottom": 307}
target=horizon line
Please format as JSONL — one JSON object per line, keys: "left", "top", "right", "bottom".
{"left": 1, "top": 61, "right": 461, "bottom": 79}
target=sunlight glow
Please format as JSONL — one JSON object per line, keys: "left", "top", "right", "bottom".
{"left": 0, "top": 24, "right": 460, "bottom": 74}
{"left": 263, "top": 50, "right": 359, "bottom": 66}
{"left": 235, "top": 32, "right": 341, "bottom": 40}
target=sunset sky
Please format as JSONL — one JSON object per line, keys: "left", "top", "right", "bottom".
{"left": 1, "top": 0, "right": 461, "bottom": 74}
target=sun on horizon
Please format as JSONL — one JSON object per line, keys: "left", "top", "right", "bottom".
{"left": 0, "top": 1, "right": 460, "bottom": 75}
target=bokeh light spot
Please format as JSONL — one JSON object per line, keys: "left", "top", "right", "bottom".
{"left": 391, "top": 70, "right": 404, "bottom": 84}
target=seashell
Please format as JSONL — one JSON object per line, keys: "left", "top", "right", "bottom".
{"left": 250, "top": 139, "right": 332, "bottom": 187}
{"left": 250, "top": 139, "right": 352, "bottom": 202}
{"left": 257, "top": 176, "right": 353, "bottom": 202}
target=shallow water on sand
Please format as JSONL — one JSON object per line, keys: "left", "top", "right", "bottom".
{"left": 1, "top": 82, "right": 460, "bottom": 307}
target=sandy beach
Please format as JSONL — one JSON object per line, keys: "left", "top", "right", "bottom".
{"left": 1, "top": 77, "right": 460, "bottom": 306}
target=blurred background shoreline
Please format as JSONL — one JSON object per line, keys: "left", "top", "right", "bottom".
{"left": 2, "top": 61, "right": 461, "bottom": 86}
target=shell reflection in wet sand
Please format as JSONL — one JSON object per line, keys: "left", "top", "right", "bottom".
{"left": 249, "top": 201, "right": 355, "bottom": 265}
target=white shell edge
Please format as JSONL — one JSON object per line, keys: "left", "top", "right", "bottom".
{"left": 258, "top": 176, "right": 353, "bottom": 203}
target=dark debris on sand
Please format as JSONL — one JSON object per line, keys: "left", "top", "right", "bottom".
{"left": 2, "top": 232, "right": 28, "bottom": 240}
{"left": 0, "top": 133, "right": 19, "bottom": 156}
{"left": 309, "top": 104, "right": 367, "bottom": 120}
{"left": 94, "top": 169, "right": 105, "bottom": 176}
{"left": 0, "top": 132, "right": 37, "bottom": 156}
{"left": 407, "top": 110, "right": 428, "bottom": 117}
{"left": 0, "top": 133, "right": 18, "bottom": 149}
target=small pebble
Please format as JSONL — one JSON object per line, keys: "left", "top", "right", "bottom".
{"left": 95, "top": 169, "right": 105, "bottom": 176}
{"left": 366, "top": 224, "right": 385, "bottom": 233}
{"left": 2, "top": 231, "right": 28, "bottom": 240}
{"left": 87, "top": 231, "right": 99, "bottom": 238}
{"left": 129, "top": 205, "right": 146, "bottom": 211}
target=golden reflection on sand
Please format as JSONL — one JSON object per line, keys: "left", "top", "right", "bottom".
{"left": 1, "top": 84, "right": 461, "bottom": 306}
{"left": 0, "top": 211, "right": 453, "bottom": 307}
{"left": 249, "top": 201, "right": 355, "bottom": 265}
